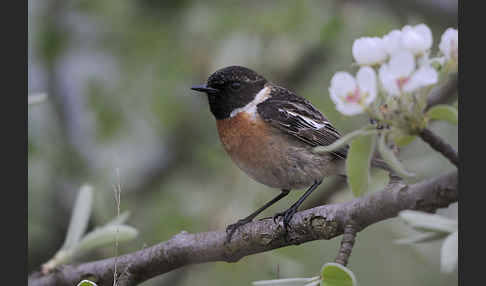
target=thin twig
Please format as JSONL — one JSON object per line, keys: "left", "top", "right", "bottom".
{"left": 419, "top": 128, "right": 459, "bottom": 167}
{"left": 335, "top": 223, "right": 358, "bottom": 266}
{"left": 113, "top": 169, "right": 122, "bottom": 286}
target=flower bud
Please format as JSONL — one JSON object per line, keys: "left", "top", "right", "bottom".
{"left": 439, "top": 28, "right": 458, "bottom": 61}
{"left": 401, "top": 24, "right": 433, "bottom": 55}
{"left": 352, "top": 37, "right": 387, "bottom": 65}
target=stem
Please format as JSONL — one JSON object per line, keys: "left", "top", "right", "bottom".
{"left": 419, "top": 128, "right": 458, "bottom": 167}
{"left": 335, "top": 223, "right": 358, "bottom": 266}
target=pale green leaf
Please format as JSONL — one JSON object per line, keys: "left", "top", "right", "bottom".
{"left": 62, "top": 185, "right": 93, "bottom": 250}
{"left": 399, "top": 210, "right": 457, "bottom": 233}
{"left": 313, "top": 127, "right": 378, "bottom": 154}
{"left": 76, "top": 280, "right": 98, "bottom": 286}
{"left": 74, "top": 224, "right": 138, "bottom": 254}
{"left": 389, "top": 128, "right": 416, "bottom": 147}
{"left": 303, "top": 281, "right": 320, "bottom": 286}
{"left": 395, "top": 232, "right": 447, "bottom": 244}
{"left": 28, "top": 92, "right": 47, "bottom": 105}
{"left": 394, "top": 134, "right": 416, "bottom": 147}
{"left": 253, "top": 277, "right": 319, "bottom": 286}
{"left": 320, "top": 263, "right": 357, "bottom": 286}
{"left": 426, "top": 105, "right": 458, "bottom": 125}
{"left": 346, "top": 133, "right": 375, "bottom": 197}
{"left": 105, "top": 211, "right": 131, "bottom": 226}
{"left": 377, "top": 134, "right": 415, "bottom": 178}
{"left": 440, "top": 231, "right": 458, "bottom": 273}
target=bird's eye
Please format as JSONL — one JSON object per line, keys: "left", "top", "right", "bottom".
{"left": 230, "top": 82, "right": 241, "bottom": 90}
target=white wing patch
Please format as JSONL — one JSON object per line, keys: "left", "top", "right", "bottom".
{"left": 230, "top": 87, "right": 270, "bottom": 120}
{"left": 284, "top": 110, "right": 328, "bottom": 129}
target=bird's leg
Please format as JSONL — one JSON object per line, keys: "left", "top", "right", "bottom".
{"left": 273, "top": 179, "right": 323, "bottom": 232}
{"left": 226, "top": 189, "right": 290, "bottom": 243}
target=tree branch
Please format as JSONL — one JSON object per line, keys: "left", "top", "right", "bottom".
{"left": 29, "top": 171, "right": 457, "bottom": 286}
{"left": 419, "top": 128, "right": 459, "bottom": 167}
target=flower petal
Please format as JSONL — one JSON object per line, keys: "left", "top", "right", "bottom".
{"left": 439, "top": 28, "right": 458, "bottom": 60}
{"left": 352, "top": 37, "right": 387, "bottom": 65}
{"left": 403, "top": 65, "right": 438, "bottom": 92}
{"left": 414, "top": 24, "right": 433, "bottom": 50}
{"left": 379, "top": 64, "right": 400, "bottom": 96}
{"left": 335, "top": 102, "right": 364, "bottom": 116}
{"left": 356, "top": 66, "right": 377, "bottom": 105}
{"left": 388, "top": 50, "right": 415, "bottom": 78}
{"left": 329, "top": 72, "right": 356, "bottom": 105}
{"left": 382, "top": 29, "right": 403, "bottom": 56}
{"left": 415, "top": 65, "right": 438, "bottom": 86}
{"left": 401, "top": 24, "right": 432, "bottom": 55}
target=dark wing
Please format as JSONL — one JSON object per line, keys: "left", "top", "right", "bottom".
{"left": 257, "top": 85, "right": 348, "bottom": 160}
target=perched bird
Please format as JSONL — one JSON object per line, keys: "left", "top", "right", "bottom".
{"left": 191, "top": 66, "right": 388, "bottom": 242}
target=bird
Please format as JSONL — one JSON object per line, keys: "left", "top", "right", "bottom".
{"left": 191, "top": 65, "right": 390, "bottom": 242}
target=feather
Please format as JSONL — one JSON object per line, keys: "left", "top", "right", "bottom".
{"left": 257, "top": 85, "right": 348, "bottom": 159}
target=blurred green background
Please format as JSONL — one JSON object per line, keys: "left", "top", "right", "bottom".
{"left": 28, "top": 0, "right": 458, "bottom": 285}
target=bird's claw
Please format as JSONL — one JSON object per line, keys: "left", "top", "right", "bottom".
{"left": 225, "top": 218, "right": 251, "bottom": 243}
{"left": 273, "top": 207, "right": 297, "bottom": 232}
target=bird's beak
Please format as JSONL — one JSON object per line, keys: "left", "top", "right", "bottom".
{"left": 191, "top": 84, "right": 219, "bottom": 94}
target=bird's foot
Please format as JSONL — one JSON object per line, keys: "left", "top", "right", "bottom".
{"left": 273, "top": 205, "right": 299, "bottom": 233}
{"left": 225, "top": 217, "right": 252, "bottom": 243}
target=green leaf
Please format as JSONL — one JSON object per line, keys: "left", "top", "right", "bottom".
{"left": 399, "top": 210, "right": 457, "bottom": 233}
{"left": 28, "top": 92, "right": 47, "bottom": 105}
{"left": 377, "top": 134, "right": 415, "bottom": 178}
{"left": 440, "top": 231, "right": 458, "bottom": 273}
{"left": 74, "top": 224, "right": 138, "bottom": 254}
{"left": 252, "top": 277, "right": 319, "bottom": 286}
{"left": 395, "top": 232, "right": 447, "bottom": 244}
{"left": 320, "top": 263, "right": 357, "bottom": 286}
{"left": 76, "top": 280, "right": 98, "bottom": 286}
{"left": 313, "top": 127, "right": 378, "bottom": 154}
{"left": 62, "top": 185, "right": 93, "bottom": 250}
{"left": 105, "top": 211, "right": 131, "bottom": 226}
{"left": 395, "top": 135, "right": 416, "bottom": 147}
{"left": 389, "top": 128, "right": 416, "bottom": 147}
{"left": 426, "top": 105, "right": 458, "bottom": 125}
{"left": 346, "top": 133, "right": 375, "bottom": 197}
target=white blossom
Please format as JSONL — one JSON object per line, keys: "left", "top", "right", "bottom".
{"left": 352, "top": 37, "right": 387, "bottom": 65}
{"left": 379, "top": 50, "right": 438, "bottom": 96}
{"left": 382, "top": 29, "right": 403, "bottom": 56}
{"left": 439, "top": 28, "right": 458, "bottom": 61}
{"left": 400, "top": 24, "right": 433, "bottom": 55}
{"left": 329, "top": 67, "right": 377, "bottom": 115}
{"left": 381, "top": 24, "right": 433, "bottom": 57}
